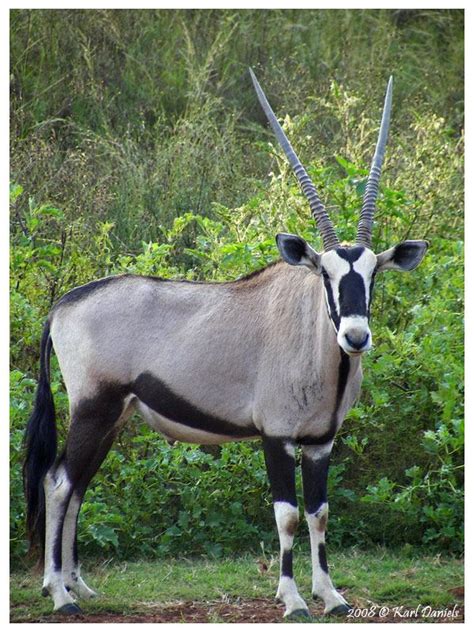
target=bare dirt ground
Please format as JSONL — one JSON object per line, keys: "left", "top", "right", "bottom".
{"left": 18, "top": 598, "right": 464, "bottom": 624}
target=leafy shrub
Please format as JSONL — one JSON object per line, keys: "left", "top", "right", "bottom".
{"left": 10, "top": 158, "right": 463, "bottom": 560}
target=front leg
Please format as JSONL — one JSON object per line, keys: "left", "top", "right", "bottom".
{"left": 262, "top": 436, "right": 309, "bottom": 619}
{"left": 302, "top": 442, "right": 350, "bottom": 615}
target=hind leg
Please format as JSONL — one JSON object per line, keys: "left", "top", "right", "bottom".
{"left": 42, "top": 385, "right": 133, "bottom": 612}
{"left": 61, "top": 491, "right": 97, "bottom": 600}
{"left": 61, "top": 394, "right": 135, "bottom": 601}
{"left": 42, "top": 461, "right": 78, "bottom": 613}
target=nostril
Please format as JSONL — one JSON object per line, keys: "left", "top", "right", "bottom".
{"left": 345, "top": 332, "right": 369, "bottom": 350}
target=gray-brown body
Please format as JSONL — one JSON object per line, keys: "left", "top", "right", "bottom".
{"left": 51, "top": 263, "right": 361, "bottom": 445}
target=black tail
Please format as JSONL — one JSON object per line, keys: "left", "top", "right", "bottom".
{"left": 22, "top": 319, "right": 57, "bottom": 558}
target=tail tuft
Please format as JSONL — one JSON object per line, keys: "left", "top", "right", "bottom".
{"left": 22, "top": 319, "right": 57, "bottom": 558}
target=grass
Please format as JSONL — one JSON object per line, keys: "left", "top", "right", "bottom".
{"left": 10, "top": 548, "right": 464, "bottom": 623}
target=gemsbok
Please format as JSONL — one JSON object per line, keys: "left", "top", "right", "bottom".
{"left": 23, "top": 69, "right": 428, "bottom": 619}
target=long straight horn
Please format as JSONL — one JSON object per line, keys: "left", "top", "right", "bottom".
{"left": 356, "top": 76, "right": 393, "bottom": 248}
{"left": 249, "top": 68, "right": 340, "bottom": 251}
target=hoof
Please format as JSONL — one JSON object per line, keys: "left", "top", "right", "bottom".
{"left": 327, "top": 603, "right": 351, "bottom": 616}
{"left": 56, "top": 603, "right": 83, "bottom": 616}
{"left": 285, "top": 608, "right": 312, "bottom": 621}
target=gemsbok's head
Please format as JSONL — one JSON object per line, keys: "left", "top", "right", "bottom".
{"left": 250, "top": 69, "right": 428, "bottom": 357}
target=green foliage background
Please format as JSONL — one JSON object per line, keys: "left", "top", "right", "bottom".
{"left": 10, "top": 9, "right": 463, "bottom": 562}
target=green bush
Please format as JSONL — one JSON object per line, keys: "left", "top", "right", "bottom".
{"left": 10, "top": 167, "right": 463, "bottom": 560}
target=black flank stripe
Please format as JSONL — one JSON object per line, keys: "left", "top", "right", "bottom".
{"left": 133, "top": 372, "right": 258, "bottom": 438}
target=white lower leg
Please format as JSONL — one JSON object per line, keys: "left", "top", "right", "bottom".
{"left": 274, "top": 502, "right": 308, "bottom": 617}
{"left": 306, "top": 503, "right": 348, "bottom": 613}
{"left": 61, "top": 491, "right": 96, "bottom": 600}
{"left": 42, "top": 465, "right": 76, "bottom": 610}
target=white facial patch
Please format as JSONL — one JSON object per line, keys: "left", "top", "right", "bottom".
{"left": 321, "top": 250, "right": 351, "bottom": 280}
{"left": 353, "top": 250, "right": 377, "bottom": 310}
{"left": 320, "top": 250, "right": 350, "bottom": 318}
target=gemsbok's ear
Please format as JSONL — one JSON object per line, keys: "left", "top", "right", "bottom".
{"left": 376, "top": 240, "right": 429, "bottom": 272}
{"left": 276, "top": 233, "right": 322, "bottom": 274}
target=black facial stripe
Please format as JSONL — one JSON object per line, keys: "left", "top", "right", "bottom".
{"left": 338, "top": 271, "right": 367, "bottom": 317}
{"left": 133, "top": 372, "right": 258, "bottom": 438}
{"left": 322, "top": 271, "right": 340, "bottom": 330}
